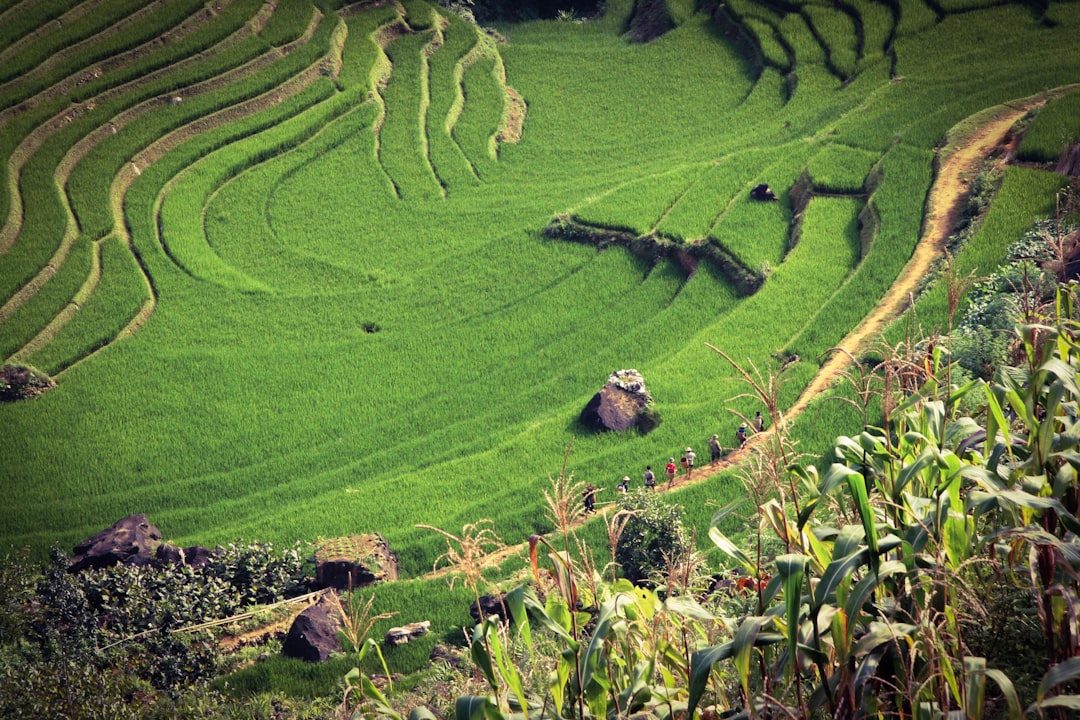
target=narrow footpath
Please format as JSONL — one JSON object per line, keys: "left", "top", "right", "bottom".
{"left": 423, "top": 99, "right": 1046, "bottom": 581}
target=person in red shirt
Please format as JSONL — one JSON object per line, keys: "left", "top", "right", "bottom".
{"left": 665, "top": 458, "right": 678, "bottom": 488}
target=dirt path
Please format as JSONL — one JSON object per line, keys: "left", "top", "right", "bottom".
{"left": 783, "top": 104, "right": 1036, "bottom": 420}
{"left": 423, "top": 99, "right": 1047, "bottom": 582}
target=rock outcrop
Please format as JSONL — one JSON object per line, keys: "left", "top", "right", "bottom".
{"left": 580, "top": 369, "right": 658, "bottom": 433}
{"left": 282, "top": 593, "right": 345, "bottom": 662}
{"left": 470, "top": 592, "right": 510, "bottom": 624}
{"left": 0, "top": 364, "right": 55, "bottom": 402}
{"left": 314, "top": 534, "right": 398, "bottom": 590}
{"left": 69, "top": 514, "right": 163, "bottom": 572}
{"left": 750, "top": 183, "right": 778, "bottom": 201}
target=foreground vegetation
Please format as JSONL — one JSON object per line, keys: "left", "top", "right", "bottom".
{"left": 3, "top": 0, "right": 1080, "bottom": 715}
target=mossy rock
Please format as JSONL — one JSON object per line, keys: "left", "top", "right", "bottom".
{"left": 0, "top": 364, "right": 55, "bottom": 402}
{"left": 314, "top": 533, "right": 398, "bottom": 590}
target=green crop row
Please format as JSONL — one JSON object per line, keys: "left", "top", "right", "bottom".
{"left": 803, "top": 4, "right": 860, "bottom": 78}
{"left": 209, "top": 105, "right": 385, "bottom": 291}
{"left": 380, "top": 28, "right": 444, "bottom": 200}
{"left": 894, "top": 0, "right": 939, "bottom": 36}
{"left": 572, "top": 164, "right": 709, "bottom": 236}
{"left": 936, "top": 0, "right": 1006, "bottom": 11}
{"left": 0, "top": 238, "right": 92, "bottom": 361}
{"left": 0, "top": 14, "right": 311, "bottom": 306}
{"left": 159, "top": 81, "right": 345, "bottom": 290}
{"left": 656, "top": 149, "right": 780, "bottom": 242}
{"left": 0, "top": 117, "right": 80, "bottom": 306}
{"left": 745, "top": 17, "right": 792, "bottom": 71}
{"left": 454, "top": 56, "right": 503, "bottom": 177}
{"left": 1, "top": 3, "right": 336, "bottom": 361}
{"left": 0, "top": 0, "right": 266, "bottom": 262}
{"left": 1016, "top": 88, "right": 1080, "bottom": 163}
{"left": 400, "top": 0, "right": 436, "bottom": 31}
{"left": 725, "top": 0, "right": 783, "bottom": 25}
{"left": 710, "top": 147, "right": 813, "bottom": 272}
{"left": 0, "top": 0, "right": 207, "bottom": 112}
{"left": 0, "top": 0, "right": 72, "bottom": 58}
{"left": 850, "top": 0, "right": 895, "bottom": 64}
{"left": 337, "top": 4, "right": 400, "bottom": 92}
{"left": 779, "top": 12, "right": 828, "bottom": 66}
{"left": 68, "top": 0, "right": 267, "bottom": 103}
{"left": 426, "top": 9, "right": 482, "bottom": 192}
{"left": 806, "top": 142, "right": 879, "bottom": 192}
{"left": 0, "top": 0, "right": 153, "bottom": 85}
{"left": 26, "top": 235, "right": 149, "bottom": 374}
{"left": 258, "top": 0, "right": 316, "bottom": 47}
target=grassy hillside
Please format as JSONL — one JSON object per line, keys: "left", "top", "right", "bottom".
{"left": 2, "top": 0, "right": 1079, "bottom": 577}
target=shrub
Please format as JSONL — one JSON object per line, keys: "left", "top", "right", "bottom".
{"left": 613, "top": 489, "right": 688, "bottom": 584}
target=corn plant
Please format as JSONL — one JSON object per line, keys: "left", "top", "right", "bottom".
{"left": 696, "top": 285, "right": 1080, "bottom": 719}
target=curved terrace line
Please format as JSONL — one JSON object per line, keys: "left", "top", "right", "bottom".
{"left": 0, "top": 3, "right": 302, "bottom": 321}
{"left": 150, "top": 18, "right": 343, "bottom": 287}
{"left": 9, "top": 237, "right": 104, "bottom": 364}
{"left": 0, "top": 0, "right": 273, "bottom": 256}
{"left": 0, "top": 0, "right": 203, "bottom": 104}
{"left": 418, "top": 20, "right": 447, "bottom": 198}
{"left": 371, "top": 16, "right": 406, "bottom": 199}
{"left": 1, "top": 3, "right": 331, "bottom": 366}
{"left": 0, "top": 0, "right": 111, "bottom": 73}
{"left": 0, "top": 0, "right": 260, "bottom": 124}
{"left": 445, "top": 34, "right": 484, "bottom": 181}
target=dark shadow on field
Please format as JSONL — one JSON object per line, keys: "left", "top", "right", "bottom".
{"left": 702, "top": 0, "right": 765, "bottom": 84}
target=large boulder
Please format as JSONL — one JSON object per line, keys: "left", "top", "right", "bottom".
{"left": 314, "top": 534, "right": 398, "bottom": 590}
{"left": 282, "top": 593, "right": 345, "bottom": 662}
{"left": 69, "top": 514, "right": 163, "bottom": 572}
{"left": 580, "top": 369, "right": 658, "bottom": 433}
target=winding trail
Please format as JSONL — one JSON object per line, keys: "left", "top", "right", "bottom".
{"left": 783, "top": 102, "right": 1037, "bottom": 421}
{"left": 422, "top": 97, "right": 1051, "bottom": 582}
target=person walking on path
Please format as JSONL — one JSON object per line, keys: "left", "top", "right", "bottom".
{"left": 617, "top": 476, "right": 630, "bottom": 493}
{"left": 754, "top": 411, "right": 764, "bottom": 433}
{"left": 684, "top": 447, "right": 696, "bottom": 479}
{"left": 665, "top": 458, "right": 678, "bottom": 488}
{"left": 736, "top": 424, "right": 747, "bottom": 447}
{"left": 644, "top": 465, "right": 656, "bottom": 490}
{"left": 583, "top": 484, "right": 597, "bottom": 513}
{"left": 708, "top": 434, "right": 722, "bottom": 464}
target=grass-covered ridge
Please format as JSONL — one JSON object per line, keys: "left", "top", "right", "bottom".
{"left": 2, "top": 0, "right": 1080, "bottom": 579}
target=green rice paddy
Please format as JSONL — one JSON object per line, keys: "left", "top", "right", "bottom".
{"left": 2, "top": 0, "right": 1079, "bottom": 578}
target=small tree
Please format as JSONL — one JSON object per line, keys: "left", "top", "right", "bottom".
{"left": 613, "top": 489, "right": 688, "bottom": 585}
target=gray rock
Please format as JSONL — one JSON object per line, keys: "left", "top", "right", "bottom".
{"left": 69, "top": 514, "right": 163, "bottom": 572}
{"left": 385, "top": 620, "right": 431, "bottom": 645}
{"left": 580, "top": 383, "right": 648, "bottom": 432}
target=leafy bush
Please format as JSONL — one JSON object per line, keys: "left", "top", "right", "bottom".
{"left": 0, "top": 541, "right": 309, "bottom": 715}
{"left": 613, "top": 489, "right": 688, "bottom": 584}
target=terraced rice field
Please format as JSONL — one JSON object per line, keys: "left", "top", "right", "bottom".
{"left": 2, "top": 0, "right": 1079, "bottom": 575}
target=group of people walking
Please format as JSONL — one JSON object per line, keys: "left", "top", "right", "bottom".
{"left": 583, "top": 412, "right": 767, "bottom": 512}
